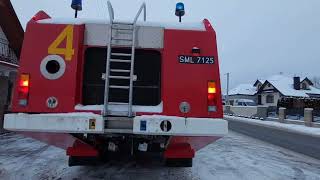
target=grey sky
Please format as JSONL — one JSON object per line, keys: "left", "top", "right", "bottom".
{"left": 10, "top": 0, "right": 320, "bottom": 91}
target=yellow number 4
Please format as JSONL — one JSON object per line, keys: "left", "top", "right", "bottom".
{"left": 48, "top": 25, "right": 75, "bottom": 61}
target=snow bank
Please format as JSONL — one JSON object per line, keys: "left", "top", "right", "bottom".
{"left": 225, "top": 115, "right": 320, "bottom": 137}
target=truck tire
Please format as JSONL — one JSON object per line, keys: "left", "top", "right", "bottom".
{"left": 165, "top": 158, "right": 193, "bottom": 167}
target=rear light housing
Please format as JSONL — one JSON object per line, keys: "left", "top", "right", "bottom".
{"left": 18, "top": 74, "right": 30, "bottom": 106}
{"left": 208, "top": 81, "right": 217, "bottom": 112}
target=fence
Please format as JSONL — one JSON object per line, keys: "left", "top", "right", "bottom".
{"left": 0, "top": 76, "right": 10, "bottom": 134}
{"left": 223, "top": 105, "right": 268, "bottom": 119}
{"left": 224, "top": 105, "right": 320, "bottom": 128}
{"left": 0, "top": 38, "right": 18, "bottom": 65}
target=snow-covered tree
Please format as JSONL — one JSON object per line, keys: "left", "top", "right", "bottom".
{"left": 312, "top": 77, "right": 320, "bottom": 89}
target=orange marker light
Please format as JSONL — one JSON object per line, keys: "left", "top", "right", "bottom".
{"left": 208, "top": 81, "right": 216, "bottom": 94}
{"left": 208, "top": 81, "right": 217, "bottom": 112}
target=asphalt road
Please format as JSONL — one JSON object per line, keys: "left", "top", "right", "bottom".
{"left": 227, "top": 117, "right": 320, "bottom": 159}
{"left": 0, "top": 132, "right": 320, "bottom": 180}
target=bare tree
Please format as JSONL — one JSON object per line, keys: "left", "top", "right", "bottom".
{"left": 312, "top": 77, "right": 320, "bottom": 89}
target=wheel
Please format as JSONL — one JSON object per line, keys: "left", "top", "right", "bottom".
{"left": 165, "top": 158, "right": 193, "bottom": 167}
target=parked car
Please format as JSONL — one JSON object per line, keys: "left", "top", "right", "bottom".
{"left": 229, "top": 99, "right": 257, "bottom": 106}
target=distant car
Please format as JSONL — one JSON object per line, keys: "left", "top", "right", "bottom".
{"left": 229, "top": 99, "right": 257, "bottom": 106}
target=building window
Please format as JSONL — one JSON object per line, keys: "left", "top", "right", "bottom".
{"left": 266, "top": 94, "right": 274, "bottom": 103}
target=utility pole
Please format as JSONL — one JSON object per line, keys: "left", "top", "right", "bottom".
{"left": 225, "top": 73, "right": 230, "bottom": 105}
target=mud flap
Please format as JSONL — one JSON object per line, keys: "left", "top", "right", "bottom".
{"left": 164, "top": 143, "right": 194, "bottom": 167}
{"left": 165, "top": 158, "right": 193, "bottom": 167}
{"left": 68, "top": 156, "right": 102, "bottom": 167}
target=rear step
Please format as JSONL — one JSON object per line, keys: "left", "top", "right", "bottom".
{"left": 104, "top": 117, "right": 133, "bottom": 133}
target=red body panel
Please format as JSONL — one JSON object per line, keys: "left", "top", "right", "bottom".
{"left": 11, "top": 22, "right": 84, "bottom": 113}
{"left": 161, "top": 26, "right": 222, "bottom": 118}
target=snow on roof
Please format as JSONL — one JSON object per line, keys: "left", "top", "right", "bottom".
{"left": 38, "top": 18, "right": 206, "bottom": 31}
{"left": 229, "top": 84, "right": 257, "bottom": 96}
{"left": 265, "top": 75, "right": 320, "bottom": 97}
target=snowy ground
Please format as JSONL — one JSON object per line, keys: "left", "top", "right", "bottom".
{"left": 225, "top": 115, "right": 320, "bottom": 137}
{"left": 0, "top": 132, "right": 320, "bottom": 180}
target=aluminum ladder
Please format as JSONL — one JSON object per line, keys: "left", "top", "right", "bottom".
{"left": 103, "top": 1, "right": 146, "bottom": 118}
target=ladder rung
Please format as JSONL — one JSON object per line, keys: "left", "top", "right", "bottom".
{"left": 112, "top": 27, "right": 133, "bottom": 31}
{"left": 110, "top": 69, "right": 131, "bottom": 73}
{"left": 110, "top": 59, "right": 131, "bottom": 63}
{"left": 110, "top": 43, "right": 133, "bottom": 46}
{"left": 115, "top": 30, "right": 133, "bottom": 35}
{"left": 109, "top": 76, "right": 130, "bottom": 80}
{"left": 113, "top": 22, "right": 134, "bottom": 25}
{"left": 109, "top": 102, "right": 129, "bottom": 105}
{"left": 111, "top": 53, "right": 132, "bottom": 57}
{"left": 109, "top": 85, "right": 130, "bottom": 89}
{"left": 112, "top": 38, "right": 133, "bottom": 41}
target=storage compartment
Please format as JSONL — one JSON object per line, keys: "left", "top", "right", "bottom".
{"left": 82, "top": 48, "right": 161, "bottom": 106}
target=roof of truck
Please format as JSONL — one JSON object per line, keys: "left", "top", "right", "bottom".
{"left": 38, "top": 18, "right": 206, "bottom": 31}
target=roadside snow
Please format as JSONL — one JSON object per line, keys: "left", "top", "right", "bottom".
{"left": 225, "top": 115, "right": 320, "bottom": 137}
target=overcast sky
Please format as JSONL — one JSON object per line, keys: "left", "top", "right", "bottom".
{"left": 10, "top": 0, "right": 320, "bottom": 91}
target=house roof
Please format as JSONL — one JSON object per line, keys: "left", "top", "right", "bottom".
{"left": 253, "top": 79, "right": 265, "bottom": 87}
{"left": 0, "top": 0, "right": 24, "bottom": 57}
{"left": 301, "top": 77, "right": 314, "bottom": 86}
{"left": 260, "top": 75, "right": 320, "bottom": 97}
{"left": 229, "top": 84, "right": 257, "bottom": 96}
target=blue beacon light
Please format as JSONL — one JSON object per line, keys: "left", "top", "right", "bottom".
{"left": 71, "top": 0, "right": 82, "bottom": 18}
{"left": 175, "top": 2, "right": 185, "bottom": 22}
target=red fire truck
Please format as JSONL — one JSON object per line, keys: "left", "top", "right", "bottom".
{"left": 4, "top": 2, "right": 227, "bottom": 167}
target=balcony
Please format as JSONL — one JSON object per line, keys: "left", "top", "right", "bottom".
{"left": 0, "top": 38, "right": 18, "bottom": 66}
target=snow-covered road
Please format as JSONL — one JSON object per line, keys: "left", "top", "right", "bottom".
{"left": 0, "top": 131, "right": 320, "bottom": 180}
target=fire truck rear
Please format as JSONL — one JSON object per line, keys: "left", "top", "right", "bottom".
{"left": 4, "top": 2, "right": 228, "bottom": 167}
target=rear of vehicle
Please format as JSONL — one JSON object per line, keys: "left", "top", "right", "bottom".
{"left": 232, "top": 99, "right": 257, "bottom": 106}
{"left": 4, "top": 9, "right": 227, "bottom": 166}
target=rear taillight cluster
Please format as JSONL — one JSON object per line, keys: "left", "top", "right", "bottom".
{"left": 18, "top": 74, "right": 30, "bottom": 106}
{"left": 208, "top": 81, "right": 217, "bottom": 112}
